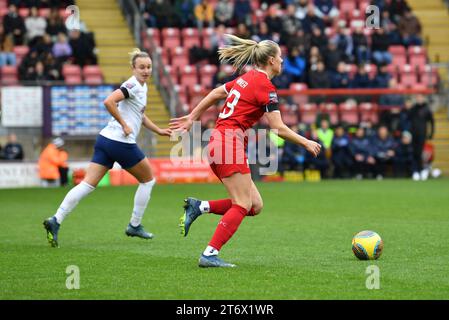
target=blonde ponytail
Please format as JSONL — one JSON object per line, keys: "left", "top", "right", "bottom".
{"left": 218, "top": 34, "right": 279, "bottom": 71}
{"left": 128, "top": 48, "right": 150, "bottom": 67}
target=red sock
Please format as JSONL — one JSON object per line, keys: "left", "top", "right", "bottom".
{"left": 208, "top": 199, "right": 232, "bottom": 215}
{"left": 209, "top": 199, "right": 256, "bottom": 216}
{"left": 209, "top": 204, "right": 248, "bottom": 250}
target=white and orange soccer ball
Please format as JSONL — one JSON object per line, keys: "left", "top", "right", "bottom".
{"left": 352, "top": 230, "right": 383, "bottom": 260}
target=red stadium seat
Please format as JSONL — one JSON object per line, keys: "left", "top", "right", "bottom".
{"left": 146, "top": 28, "right": 161, "bottom": 47}
{"left": 289, "top": 82, "right": 308, "bottom": 106}
{"left": 359, "top": 0, "right": 370, "bottom": 12}
{"left": 179, "top": 65, "right": 198, "bottom": 89}
{"left": 162, "top": 28, "right": 181, "bottom": 49}
{"left": 83, "top": 65, "right": 103, "bottom": 84}
{"left": 199, "top": 64, "right": 217, "bottom": 88}
{"left": 200, "top": 106, "right": 219, "bottom": 126}
{"left": 174, "top": 84, "right": 188, "bottom": 105}
{"left": 62, "top": 64, "right": 82, "bottom": 77}
{"left": 201, "top": 27, "right": 214, "bottom": 49}
{"left": 0, "top": 65, "right": 18, "bottom": 84}
{"left": 391, "top": 53, "right": 407, "bottom": 66}
{"left": 299, "top": 103, "right": 318, "bottom": 125}
{"left": 319, "top": 103, "right": 339, "bottom": 125}
{"left": 339, "top": 102, "right": 359, "bottom": 125}
{"left": 164, "top": 65, "right": 179, "bottom": 84}
{"left": 65, "top": 75, "right": 82, "bottom": 84}
{"left": 13, "top": 45, "right": 29, "bottom": 66}
{"left": 38, "top": 8, "right": 50, "bottom": 17}
{"left": 281, "top": 112, "right": 299, "bottom": 127}
{"left": 408, "top": 46, "right": 427, "bottom": 68}
{"left": 182, "top": 28, "right": 201, "bottom": 49}
{"left": 189, "top": 84, "right": 205, "bottom": 109}
{"left": 18, "top": 7, "right": 29, "bottom": 18}
{"left": 388, "top": 45, "right": 406, "bottom": 56}
{"left": 170, "top": 47, "right": 189, "bottom": 71}
{"left": 359, "top": 103, "right": 379, "bottom": 124}
{"left": 418, "top": 65, "right": 439, "bottom": 87}
{"left": 399, "top": 64, "right": 418, "bottom": 88}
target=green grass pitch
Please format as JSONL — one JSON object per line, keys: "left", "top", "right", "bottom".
{"left": 1, "top": 179, "right": 448, "bottom": 299}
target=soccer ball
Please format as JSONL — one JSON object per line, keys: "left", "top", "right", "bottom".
{"left": 352, "top": 230, "right": 383, "bottom": 260}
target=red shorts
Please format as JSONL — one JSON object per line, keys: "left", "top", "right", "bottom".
{"left": 207, "top": 129, "right": 251, "bottom": 180}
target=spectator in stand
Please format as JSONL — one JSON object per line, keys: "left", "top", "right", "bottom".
{"left": 283, "top": 46, "right": 306, "bottom": 84}
{"left": 214, "top": 0, "right": 234, "bottom": 27}
{"left": 330, "top": 61, "right": 350, "bottom": 88}
{"left": 352, "top": 21, "right": 370, "bottom": 64}
{"left": 68, "top": 29, "right": 96, "bottom": 67}
{"left": 386, "top": 0, "right": 410, "bottom": 24}
{"left": 25, "top": 6, "right": 47, "bottom": 48}
{"left": 301, "top": 5, "right": 325, "bottom": 33}
{"left": 323, "top": 37, "right": 343, "bottom": 72}
{"left": 331, "top": 124, "right": 353, "bottom": 178}
{"left": 0, "top": 25, "right": 16, "bottom": 67}
{"left": 309, "top": 60, "right": 329, "bottom": 88}
{"left": 398, "top": 98, "right": 413, "bottom": 132}
{"left": 305, "top": 130, "right": 329, "bottom": 178}
{"left": 295, "top": 0, "right": 309, "bottom": 20}
{"left": 281, "top": 4, "right": 303, "bottom": 47}
{"left": 264, "top": 4, "right": 283, "bottom": 37}
{"left": 409, "top": 94, "right": 434, "bottom": 181}
{"left": 2, "top": 133, "right": 24, "bottom": 160}
{"left": 380, "top": 10, "right": 402, "bottom": 45}
{"left": 252, "top": 21, "right": 277, "bottom": 43}
{"left": 43, "top": 51, "right": 62, "bottom": 80}
{"left": 372, "top": 125, "right": 396, "bottom": 179}
{"left": 349, "top": 126, "right": 376, "bottom": 179}
{"left": 378, "top": 78, "right": 405, "bottom": 130}
{"left": 279, "top": 126, "right": 307, "bottom": 175}
{"left": 398, "top": 9, "right": 423, "bottom": 46}
{"left": 3, "top": 4, "right": 26, "bottom": 45}
{"left": 174, "top": 0, "right": 196, "bottom": 28}
{"left": 148, "top": 0, "right": 178, "bottom": 28}
{"left": 309, "top": 24, "right": 327, "bottom": 54}
{"left": 371, "top": 28, "right": 392, "bottom": 65}
{"left": 373, "top": 64, "right": 391, "bottom": 88}
{"left": 286, "top": 28, "right": 310, "bottom": 55}
{"left": 34, "top": 33, "right": 53, "bottom": 55}
{"left": 313, "top": 0, "right": 339, "bottom": 26}
{"left": 394, "top": 130, "right": 415, "bottom": 178}
{"left": 38, "top": 137, "right": 68, "bottom": 187}
{"left": 233, "top": 0, "right": 252, "bottom": 26}
{"left": 212, "top": 64, "right": 237, "bottom": 88}
{"left": 351, "top": 64, "right": 373, "bottom": 88}
{"left": 45, "top": 7, "right": 66, "bottom": 40}
{"left": 331, "top": 22, "right": 353, "bottom": 62}
{"left": 194, "top": 0, "right": 215, "bottom": 30}
{"left": 235, "top": 22, "right": 252, "bottom": 40}
{"left": 33, "top": 60, "right": 51, "bottom": 82}
{"left": 52, "top": 32, "right": 72, "bottom": 63}
{"left": 137, "top": 0, "right": 156, "bottom": 28}
{"left": 316, "top": 119, "right": 334, "bottom": 151}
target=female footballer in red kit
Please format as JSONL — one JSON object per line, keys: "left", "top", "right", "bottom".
{"left": 169, "top": 35, "right": 321, "bottom": 267}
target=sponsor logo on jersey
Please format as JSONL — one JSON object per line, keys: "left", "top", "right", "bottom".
{"left": 125, "top": 82, "right": 136, "bottom": 89}
{"left": 237, "top": 78, "right": 248, "bottom": 88}
{"left": 269, "top": 91, "right": 278, "bottom": 103}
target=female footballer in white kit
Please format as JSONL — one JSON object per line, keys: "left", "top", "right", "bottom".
{"left": 43, "top": 48, "right": 172, "bottom": 247}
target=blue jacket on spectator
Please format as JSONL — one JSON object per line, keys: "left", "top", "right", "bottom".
{"left": 349, "top": 136, "right": 373, "bottom": 159}
{"left": 373, "top": 72, "right": 391, "bottom": 88}
{"left": 283, "top": 55, "right": 306, "bottom": 78}
{"left": 372, "top": 135, "right": 396, "bottom": 160}
{"left": 330, "top": 71, "right": 350, "bottom": 88}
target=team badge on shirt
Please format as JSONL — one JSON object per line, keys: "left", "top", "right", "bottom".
{"left": 125, "top": 82, "right": 136, "bottom": 89}
{"left": 269, "top": 92, "right": 278, "bottom": 103}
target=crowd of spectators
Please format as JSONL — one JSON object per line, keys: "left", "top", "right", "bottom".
{"left": 139, "top": 0, "right": 424, "bottom": 91}
{"left": 278, "top": 94, "right": 435, "bottom": 180}
{"left": 0, "top": 0, "right": 97, "bottom": 83}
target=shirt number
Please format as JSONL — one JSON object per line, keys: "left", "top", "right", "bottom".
{"left": 219, "top": 89, "right": 240, "bottom": 119}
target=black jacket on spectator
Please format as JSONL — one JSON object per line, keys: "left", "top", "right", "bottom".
{"left": 309, "top": 69, "right": 330, "bottom": 88}
{"left": 371, "top": 32, "right": 391, "bottom": 52}
{"left": 373, "top": 71, "right": 391, "bottom": 88}
{"left": 3, "top": 11, "right": 26, "bottom": 45}
{"left": 330, "top": 71, "right": 350, "bottom": 88}
{"left": 2, "top": 142, "right": 24, "bottom": 160}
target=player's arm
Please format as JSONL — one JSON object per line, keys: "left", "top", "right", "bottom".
{"left": 142, "top": 114, "right": 172, "bottom": 136}
{"left": 169, "top": 85, "right": 228, "bottom": 132}
{"left": 103, "top": 89, "right": 132, "bottom": 136}
{"left": 265, "top": 111, "right": 321, "bottom": 157}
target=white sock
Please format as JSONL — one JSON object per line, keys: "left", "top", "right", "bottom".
{"left": 54, "top": 181, "right": 95, "bottom": 224}
{"left": 203, "top": 245, "right": 219, "bottom": 256}
{"left": 199, "top": 201, "right": 210, "bottom": 213}
{"left": 130, "top": 178, "right": 156, "bottom": 227}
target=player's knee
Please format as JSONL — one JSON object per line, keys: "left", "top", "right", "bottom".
{"left": 235, "top": 200, "right": 252, "bottom": 212}
{"left": 250, "top": 201, "right": 263, "bottom": 216}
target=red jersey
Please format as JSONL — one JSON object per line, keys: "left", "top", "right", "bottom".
{"left": 215, "top": 69, "right": 279, "bottom": 132}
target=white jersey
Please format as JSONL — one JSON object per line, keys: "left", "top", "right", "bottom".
{"left": 100, "top": 76, "right": 147, "bottom": 144}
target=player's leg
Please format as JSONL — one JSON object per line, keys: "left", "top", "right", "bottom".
{"left": 124, "top": 158, "right": 156, "bottom": 239}
{"left": 43, "top": 163, "right": 109, "bottom": 247}
{"left": 199, "top": 172, "right": 252, "bottom": 268}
